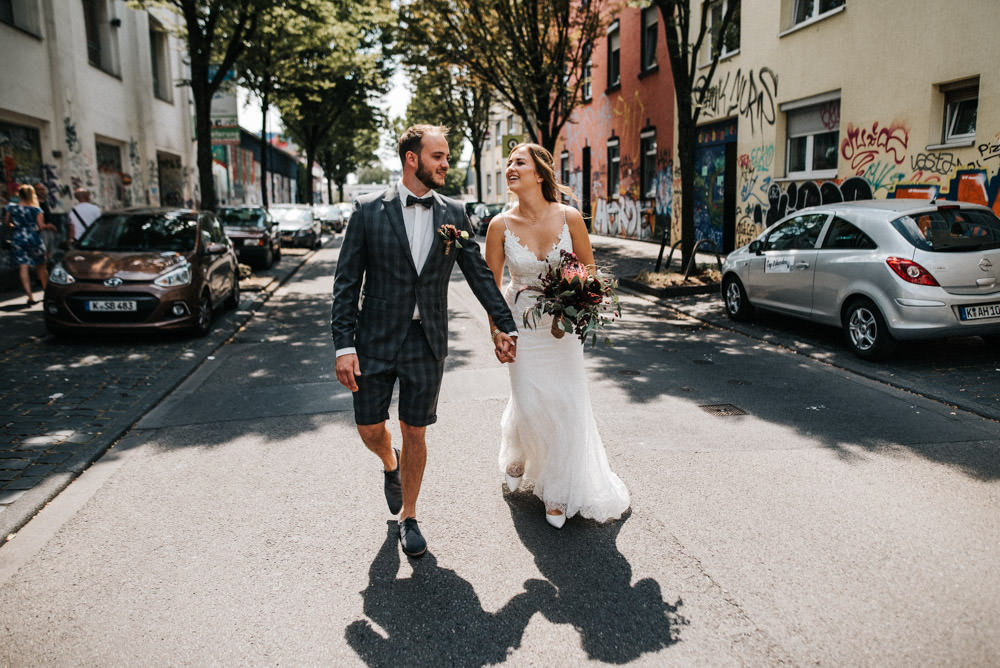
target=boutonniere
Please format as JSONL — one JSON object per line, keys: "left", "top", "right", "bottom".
{"left": 438, "top": 224, "right": 469, "bottom": 255}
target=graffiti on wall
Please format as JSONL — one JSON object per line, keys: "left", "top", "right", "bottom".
{"left": 696, "top": 67, "right": 779, "bottom": 135}
{"left": 588, "top": 153, "right": 673, "bottom": 241}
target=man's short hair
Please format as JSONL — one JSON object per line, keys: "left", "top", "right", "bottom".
{"left": 398, "top": 124, "right": 449, "bottom": 166}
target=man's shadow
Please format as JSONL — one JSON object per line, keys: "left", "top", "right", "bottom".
{"left": 504, "top": 491, "right": 686, "bottom": 663}
{"left": 345, "top": 521, "right": 555, "bottom": 667}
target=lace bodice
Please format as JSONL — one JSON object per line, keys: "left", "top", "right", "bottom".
{"left": 503, "top": 220, "right": 573, "bottom": 322}
{"left": 503, "top": 221, "right": 572, "bottom": 287}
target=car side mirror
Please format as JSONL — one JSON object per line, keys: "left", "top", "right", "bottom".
{"left": 206, "top": 241, "right": 228, "bottom": 255}
{"left": 749, "top": 240, "right": 763, "bottom": 255}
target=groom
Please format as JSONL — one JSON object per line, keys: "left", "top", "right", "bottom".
{"left": 331, "top": 124, "right": 518, "bottom": 558}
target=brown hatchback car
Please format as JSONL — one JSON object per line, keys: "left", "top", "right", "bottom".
{"left": 43, "top": 208, "right": 240, "bottom": 337}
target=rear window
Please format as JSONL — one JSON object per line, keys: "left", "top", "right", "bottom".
{"left": 892, "top": 208, "right": 1000, "bottom": 252}
{"left": 219, "top": 208, "right": 265, "bottom": 228}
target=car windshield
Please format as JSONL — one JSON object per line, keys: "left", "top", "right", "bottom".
{"left": 892, "top": 208, "right": 1000, "bottom": 252}
{"left": 218, "top": 208, "right": 265, "bottom": 228}
{"left": 272, "top": 208, "right": 312, "bottom": 224}
{"left": 78, "top": 213, "right": 197, "bottom": 252}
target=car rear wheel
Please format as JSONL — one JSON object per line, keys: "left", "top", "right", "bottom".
{"left": 225, "top": 269, "right": 240, "bottom": 310}
{"left": 723, "top": 276, "right": 753, "bottom": 321}
{"left": 192, "top": 292, "right": 213, "bottom": 337}
{"left": 260, "top": 247, "right": 274, "bottom": 270}
{"left": 843, "top": 297, "right": 895, "bottom": 361}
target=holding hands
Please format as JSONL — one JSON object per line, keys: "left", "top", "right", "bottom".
{"left": 492, "top": 329, "right": 517, "bottom": 364}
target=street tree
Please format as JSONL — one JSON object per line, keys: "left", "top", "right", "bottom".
{"left": 235, "top": 2, "right": 331, "bottom": 208}
{"left": 403, "top": 67, "right": 492, "bottom": 202}
{"left": 132, "top": 0, "right": 271, "bottom": 210}
{"left": 653, "top": 0, "right": 739, "bottom": 268}
{"left": 316, "top": 101, "right": 383, "bottom": 203}
{"left": 277, "top": 1, "right": 391, "bottom": 203}
{"left": 398, "top": 0, "right": 612, "bottom": 154}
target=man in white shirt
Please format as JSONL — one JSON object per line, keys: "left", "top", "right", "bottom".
{"left": 69, "top": 188, "right": 101, "bottom": 243}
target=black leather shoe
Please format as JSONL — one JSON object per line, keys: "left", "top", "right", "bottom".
{"left": 398, "top": 517, "right": 426, "bottom": 557}
{"left": 384, "top": 447, "right": 402, "bottom": 515}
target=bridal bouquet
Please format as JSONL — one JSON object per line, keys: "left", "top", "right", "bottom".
{"left": 517, "top": 249, "right": 621, "bottom": 345}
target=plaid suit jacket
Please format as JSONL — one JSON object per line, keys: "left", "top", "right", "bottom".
{"left": 331, "top": 184, "right": 517, "bottom": 361}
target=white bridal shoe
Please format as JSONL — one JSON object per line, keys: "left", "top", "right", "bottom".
{"left": 504, "top": 462, "right": 524, "bottom": 492}
{"left": 545, "top": 510, "right": 566, "bottom": 529}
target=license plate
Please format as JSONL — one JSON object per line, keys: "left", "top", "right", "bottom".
{"left": 87, "top": 300, "right": 137, "bottom": 312}
{"left": 959, "top": 302, "right": 1000, "bottom": 321}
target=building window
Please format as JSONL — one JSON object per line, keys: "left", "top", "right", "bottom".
{"left": 507, "top": 115, "right": 515, "bottom": 134}
{"left": 941, "top": 79, "right": 978, "bottom": 144}
{"left": 606, "top": 20, "right": 620, "bottom": 91}
{"left": 785, "top": 97, "right": 840, "bottom": 178}
{"left": 640, "top": 7, "right": 658, "bottom": 73}
{"left": 561, "top": 151, "right": 570, "bottom": 186}
{"left": 495, "top": 121, "right": 502, "bottom": 146}
{"left": 640, "top": 129, "right": 657, "bottom": 198}
{"left": 486, "top": 173, "right": 492, "bottom": 196}
{"left": 149, "top": 18, "right": 172, "bottom": 102}
{"left": 707, "top": 0, "right": 740, "bottom": 60}
{"left": 607, "top": 138, "right": 620, "bottom": 196}
{"left": 1, "top": 0, "right": 41, "bottom": 35}
{"left": 0, "top": 121, "right": 43, "bottom": 202}
{"left": 792, "top": 0, "right": 844, "bottom": 27}
{"left": 82, "top": 0, "right": 119, "bottom": 75}
{"left": 496, "top": 170, "right": 503, "bottom": 197}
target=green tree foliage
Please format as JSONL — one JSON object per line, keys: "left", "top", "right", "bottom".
{"left": 398, "top": 0, "right": 612, "bottom": 153}
{"left": 403, "top": 67, "right": 492, "bottom": 202}
{"left": 316, "top": 100, "right": 383, "bottom": 203}
{"left": 131, "top": 0, "right": 271, "bottom": 210}
{"left": 355, "top": 164, "right": 391, "bottom": 185}
{"left": 277, "top": 0, "right": 392, "bottom": 204}
{"left": 653, "top": 0, "right": 738, "bottom": 268}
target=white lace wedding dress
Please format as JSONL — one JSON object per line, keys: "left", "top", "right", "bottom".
{"left": 498, "top": 216, "right": 630, "bottom": 522}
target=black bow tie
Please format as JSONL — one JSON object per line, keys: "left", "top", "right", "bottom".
{"left": 406, "top": 194, "right": 434, "bottom": 209}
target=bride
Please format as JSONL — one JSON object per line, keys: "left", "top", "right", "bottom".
{"left": 484, "top": 143, "right": 630, "bottom": 529}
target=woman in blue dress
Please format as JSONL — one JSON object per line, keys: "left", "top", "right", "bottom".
{"left": 3, "top": 184, "right": 55, "bottom": 305}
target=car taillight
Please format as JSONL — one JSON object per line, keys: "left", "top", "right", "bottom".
{"left": 886, "top": 257, "right": 939, "bottom": 286}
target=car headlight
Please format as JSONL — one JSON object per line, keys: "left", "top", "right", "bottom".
{"left": 154, "top": 263, "right": 192, "bottom": 287}
{"left": 49, "top": 263, "right": 76, "bottom": 285}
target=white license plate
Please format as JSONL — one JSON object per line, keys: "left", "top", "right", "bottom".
{"left": 87, "top": 300, "right": 137, "bottom": 312}
{"left": 960, "top": 302, "right": 1000, "bottom": 321}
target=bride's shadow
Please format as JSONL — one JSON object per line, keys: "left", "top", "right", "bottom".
{"left": 345, "top": 521, "right": 555, "bottom": 667}
{"left": 504, "top": 491, "right": 686, "bottom": 663}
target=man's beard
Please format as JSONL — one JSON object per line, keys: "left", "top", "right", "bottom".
{"left": 416, "top": 156, "right": 445, "bottom": 190}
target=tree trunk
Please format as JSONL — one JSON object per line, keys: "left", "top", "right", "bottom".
{"left": 191, "top": 74, "right": 216, "bottom": 211}
{"left": 473, "top": 147, "right": 483, "bottom": 201}
{"left": 260, "top": 90, "right": 270, "bottom": 209}
{"left": 677, "top": 114, "right": 696, "bottom": 268}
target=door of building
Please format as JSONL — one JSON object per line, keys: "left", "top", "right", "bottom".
{"left": 693, "top": 119, "right": 738, "bottom": 252}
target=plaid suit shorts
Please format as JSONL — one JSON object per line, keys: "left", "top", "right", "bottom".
{"left": 353, "top": 320, "right": 445, "bottom": 427}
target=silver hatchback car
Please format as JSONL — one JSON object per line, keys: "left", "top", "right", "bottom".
{"left": 721, "top": 199, "right": 1000, "bottom": 360}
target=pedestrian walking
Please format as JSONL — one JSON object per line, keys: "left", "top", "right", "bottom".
{"left": 3, "top": 184, "right": 55, "bottom": 305}
{"left": 69, "top": 188, "right": 101, "bottom": 244}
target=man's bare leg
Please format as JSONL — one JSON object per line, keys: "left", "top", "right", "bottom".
{"left": 357, "top": 422, "right": 397, "bottom": 471}
{"left": 398, "top": 421, "right": 427, "bottom": 520}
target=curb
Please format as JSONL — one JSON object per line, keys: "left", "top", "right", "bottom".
{"left": 619, "top": 277, "right": 720, "bottom": 298}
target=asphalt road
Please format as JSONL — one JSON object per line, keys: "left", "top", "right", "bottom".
{"left": 0, "top": 238, "right": 997, "bottom": 665}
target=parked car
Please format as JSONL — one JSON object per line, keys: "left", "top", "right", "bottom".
{"left": 217, "top": 205, "right": 281, "bottom": 269}
{"left": 720, "top": 199, "right": 1000, "bottom": 360}
{"left": 43, "top": 208, "right": 240, "bottom": 337}
{"left": 313, "top": 204, "right": 345, "bottom": 233}
{"left": 271, "top": 204, "right": 322, "bottom": 249}
{"left": 473, "top": 203, "right": 507, "bottom": 235}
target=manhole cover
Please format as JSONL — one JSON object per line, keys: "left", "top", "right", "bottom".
{"left": 692, "top": 359, "right": 714, "bottom": 365}
{"left": 618, "top": 369, "right": 640, "bottom": 376}
{"left": 698, "top": 403, "right": 748, "bottom": 416}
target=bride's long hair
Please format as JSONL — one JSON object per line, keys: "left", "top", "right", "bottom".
{"left": 508, "top": 143, "right": 577, "bottom": 204}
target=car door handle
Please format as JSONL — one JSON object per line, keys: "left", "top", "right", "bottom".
{"left": 794, "top": 262, "right": 811, "bottom": 270}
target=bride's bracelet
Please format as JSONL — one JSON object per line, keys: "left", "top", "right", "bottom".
{"left": 490, "top": 327, "right": 502, "bottom": 342}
